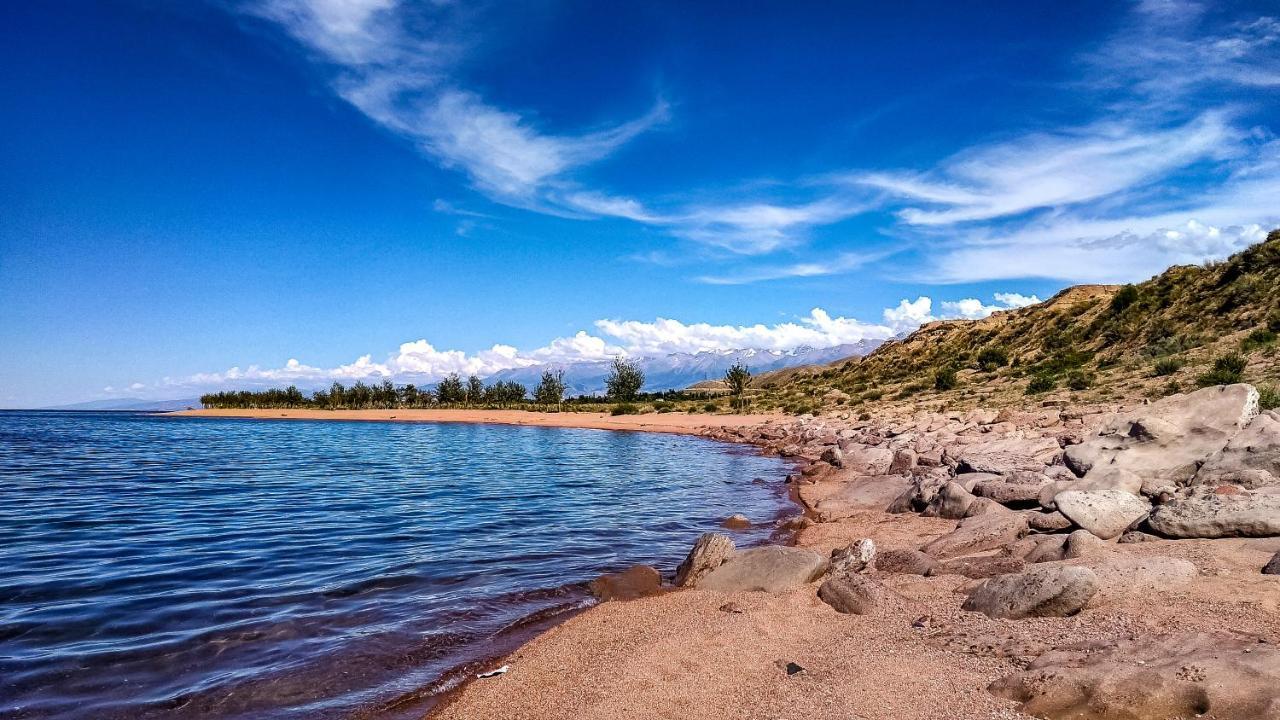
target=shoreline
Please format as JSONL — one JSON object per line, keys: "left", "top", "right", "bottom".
{"left": 168, "top": 407, "right": 785, "bottom": 436}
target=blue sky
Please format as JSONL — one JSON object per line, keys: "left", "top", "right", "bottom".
{"left": 2, "top": 0, "right": 1279, "bottom": 407}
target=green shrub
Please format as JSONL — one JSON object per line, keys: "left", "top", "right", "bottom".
{"left": 861, "top": 389, "right": 884, "bottom": 402}
{"left": 1241, "top": 328, "right": 1278, "bottom": 352}
{"left": 611, "top": 403, "right": 640, "bottom": 416}
{"left": 1026, "top": 374, "right": 1056, "bottom": 394}
{"left": 934, "top": 367, "right": 958, "bottom": 391}
{"left": 1152, "top": 358, "right": 1183, "bottom": 377}
{"left": 1163, "top": 379, "right": 1182, "bottom": 396}
{"left": 1258, "top": 385, "right": 1280, "bottom": 411}
{"left": 858, "top": 412, "right": 872, "bottom": 421}
{"left": 976, "top": 347, "right": 1009, "bottom": 372}
{"left": 702, "top": 401, "right": 720, "bottom": 413}
{"left": 1066, "top": 370, "right": 1093, "bottom": 391}
{"left": 1109, "top": 284, "right": 1140, "bottom": 313}
{"left": 1268, "top": 311, "right": 1280, "bottom": 334}
{"left": 1196, "top": 353, "right": 1247, "bottom": 387}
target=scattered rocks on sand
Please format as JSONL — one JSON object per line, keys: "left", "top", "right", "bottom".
{"left": 873, "top": 548, "right": 935, "bottom": 575}
{"left": 920, "top": 512, "right": 1029, "bottom": 560}
{"left": 588, "top": 565, "right": 663, "bottom": 601}
{"left": 962, "top": 565, "right": 1099, "bottom": 619}
{"left": 1146, "top": 493, "right": 1280, "bottom": 538}
{"left": 817, "top": 573, "right": 886, "bottom": 615}
{"left": 697, "top": 545, "right": 828, "bottom": 593}
{"left": 674, "top": 533, "right": 735, "bottom": 587}
{"left": 989, "top": 632, "right": 1280, "bottom": 720}
{"left": 1053, "top": 489, "right": 1151, "bottom": 540}
{"left": 828, "top": 538, "right": 875, "bottom": 576}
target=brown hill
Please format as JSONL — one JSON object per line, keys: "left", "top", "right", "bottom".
{"left": 756, "top": 229, "right": 1280, "bottom": 415}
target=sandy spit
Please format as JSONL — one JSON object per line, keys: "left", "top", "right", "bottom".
{"left": 169, "top": 408, "right": 783, "bottom": 436}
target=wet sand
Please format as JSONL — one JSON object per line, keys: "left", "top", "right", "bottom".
{"left": 170, "top": 408, "right": 783, "bottom": 435}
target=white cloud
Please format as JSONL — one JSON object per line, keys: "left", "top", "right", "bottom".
{"left": 696, "top": 251, "right": 885, "bottom": 285}
{"left": 881, "top": 293, "right": 1043, "bottom": 333}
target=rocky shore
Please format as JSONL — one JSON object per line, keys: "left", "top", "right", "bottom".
{"left": 437, "top": 384, "right": 1280, "bottom": 719}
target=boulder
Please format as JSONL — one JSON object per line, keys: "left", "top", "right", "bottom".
{"left": 1063, "top": 528, "right": 1110, "bottom": 560}
{"left": 828, "top": 538, "right": 876, "bottom": 576}
{"left": 722, "top": 513, "right": 751, "bottom": 530}
{"left": 955, "top": 436, "right": 1063, "bottom": 475}
{"left": 1117, "top": 530, "right": 1161, "bottom": 543}
{"left": 953, "top": 472, "right": 1002, "bottom": 492}
{"left": 873, "top": 548, "right": 935, "bottom": 575}
{"left": 1087, "top": 556, "right": 1197, "bottom": 602}
{"left": 920, "top": 512, "right": 1029, "bottom": 559}
{"left": 888, "top": 449, "right": 916, "bottom": 474}
{"left": 589, "top": 565, "right": 663, "bottom": 601}
{"left": 1063, "top": 384, "right": 1259, "bottom": 485}
{"left": 887, "top": 474, "right": 948, "bottom": 514}
{"left": 1037, "top": 467, "right": 1143, "bottom": 509}
{"left": 840, "top": 445, "right": 895, "bottom": 475}
{"left": 817, "top": 573, "right": 886, "bottom": 615}
{"left": 697, "top": 545, "right": 828, "bottom": 593}
{"left": 811, "top": 474, "right": 913, "bottom": 521}
{"left": 1054, "top": 489, "right": 1152, "bottom": 540}
{"left": 1147, "top": 493, "right": 1280, "bottom": 538}
{"left": 989, "top": 632, "right": 1280, "bottom": 719}
{"left": 931, "top": 555, "right": 1026, "bottom": 579}
{"left": 921, "top": 481, "right": 979, "bottom": 519}
{"left": 1025, "top": 510, "right": 1073, "bottom": 532}
{"left": 819, "top": 446, "right": 844, "bottom": 468}
{"left": 674, "top": 533, "right": 735, "bottom": 587}
{"left": 1194, "top": 409, "right": 1280, "bottom": 489}
{"left": 962, "top": 565, "right": 1099, "bottom": 619}
{"left": 1264, "top": 550, "right": 1280, "bottom": 575}
{"left": 974, "top": 478, "right": 1050, "bottom": 507}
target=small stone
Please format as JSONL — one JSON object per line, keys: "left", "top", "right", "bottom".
{"left": 722, "top": 513, "right": 751, "bottom": 530}
{"left": 718, "top": 601, "right": 746, "bottom": 613}
{"left": 1264, "top": 550, "right": 1280, "bottom": 575}
{"left": 828, "top": 539, "right": 876, "bottom": 576}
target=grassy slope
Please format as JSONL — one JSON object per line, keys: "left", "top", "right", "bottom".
{"left": 753, "top": 230, "right": 1280, "bottom": 415}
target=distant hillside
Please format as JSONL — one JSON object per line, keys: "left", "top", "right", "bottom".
{"left": 484, "top": 342, "right": 882, "bottom": 396}
{"left": 758, "top": 230, "right": 1280, "bottom": 414}
{"left": 43, "top": 398, "right": 202, "bottom": 411}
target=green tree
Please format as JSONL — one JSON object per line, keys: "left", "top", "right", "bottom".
{"left": 436, "top": 373, "right": 465, "bottom": 405}
{"left": 466, "top": 375, "right": 485, "bottom": 406}
{"left": 533, "top": 368, "right": 566, "bottom": 410}
{"left": 724, "top": 362, "right": 751, "bottom": 411}
{"left": 605, "top": 356, "right": 645, "bottom": 401}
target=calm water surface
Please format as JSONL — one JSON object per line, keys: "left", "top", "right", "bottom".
{"left": 0, "top": 411, "right": 793, "bottom": 719}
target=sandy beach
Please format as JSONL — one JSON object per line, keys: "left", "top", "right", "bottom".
{"left": 170, "top": 408, "right": 783, "bottom": 436}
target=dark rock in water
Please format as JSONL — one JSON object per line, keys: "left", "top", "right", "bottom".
{"left": 722, "top": 513, "right": 751, "bottom": 530}
{"left": 873, "top": 548, "right": 935, "bottom": 576}
{"left": 674, "top": 533, "right": 736, "bottom": 587}
{"left": 1264, "top": 550, "right": 1280, "bottom": 575}
{"left": 818, "top": 573, "right": 886, "bottom": 615}
{"left": 588, "top": 565, "right": 662, "bottom": 601}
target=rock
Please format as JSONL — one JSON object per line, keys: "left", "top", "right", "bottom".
{"left": 921, "top": 481, "right": 979, "bottom": 519}
{"left": 1117, "top": 530, "right": 1161, "bottom": 543}
{"left": 1063, "top": 529, "right": 1109, "bottom": 559}
{"left": 841, "top": 445, "right": 895, "bottom": 475}
{"left": 1263, "top": 550, "right": 1280, "bottom": 575}
{"left": 819, "top": 446, "right": 844, "bottom": 468}
{"left": 589, "top": 565, "right": 663, "bottom": 601}
{"left": 1053, "top": 489, "right": 1152, "bottom": 540}
{"left": 1025, "top": 510, "right": 1073, "bottom": 532}
{"left": 828, "top": 539, "right": 876, "bottom": 576}
{"left": 674, "top": 533, "right": 736, "bottom": 587}
{"left": 955, "top": 437, "right": 1063, "bottom": 475}
{"left": 931, "top": 555, "right": 1026, "bottom": 579}
{"left": 1147, "top": 493, "right": 1280, "bottom": 538}
{"left": 697, "top": 545, "right": 828, "bottom": 593}
{"left": 1088, "top": 556, "right": 1197, "bottom": 602}
{"left": 974, "top": 477, "right": 1050, "bottom": 507}
{"left": 722, "top": 513, "right": 751, "bottom": 530}
{"left": 1023, "top": 535, "right": 1069, "bottom": 563}
{"left": 1194, "top": 409, "right": 1280, "bottom": 488}
{"left": 953, "top": 472, "right": 1002, "bottom": 492}
{"left": 873, "top": 548, "right": 935, "bottom": 575}
{"left": 887, "top": 475, "right": 947, "bottom": 514}
{"left": 920, "top": 512, "right": 1030, "bottom": 559}
{"left": 718, "top": 601, "right": 746, "bottom": 613}
{"left": 888, "top": 449, "right": 916, "bottom": 474}
{"left": 989, "top": 632, "right": 1280, "bottom": 719}
{"left": 811, "top": 474, "right": 913, "bottom": 521}
{"left": 1063, "top": 384, "right": 1259, "bottom": 485}
{"left": 1037, "top": 467, "right": 1143, "bottom": 509}
{"left": 778, "top": 514, "right": 814, "bottom": 531}
{"left": 962, "top": 565, "right": 1099, "bottom": 619}
{"left": 817, "top": 573, "right": 886, "bottom": 614}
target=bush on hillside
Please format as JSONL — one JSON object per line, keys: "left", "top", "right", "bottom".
{"left": 934, "top": 367, "right": 958, "bottom": 391}
{"left": 1026, "top": 374, "right": 1056, "bottom": 394}
{"left": 1241, "top": 328, "right": 1278, "bottom": 352}
{"left": 976, "top": 346, "right": 1009, "bottom": 372}
{"left": 1110, "top": 284, "right": 1140, "bottom": 313}
{"left": 1196, "top": 353, "right": 1248, "bottom": 387}
{"left": 1152, "top": 357, "right": 1183, "bottom": 377}
{"left": 1259, "top": 386, "right": 1280, "bottom": 411}
{"left": 1066, "top": 370, "right": 1094, "bottom": 391}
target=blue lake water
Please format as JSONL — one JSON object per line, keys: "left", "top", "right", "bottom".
{"left": 0, "top": 411, "right": 794, "bottom": 719}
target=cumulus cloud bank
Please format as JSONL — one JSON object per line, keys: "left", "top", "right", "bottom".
{"left": 141, "top": 294, "right": 1040, "bottom": 395}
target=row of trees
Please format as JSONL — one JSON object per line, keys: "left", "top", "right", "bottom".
{"left": 198, "top": 357, "right": 757, "bottom": 412}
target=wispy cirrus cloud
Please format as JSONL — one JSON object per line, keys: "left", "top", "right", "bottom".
{"left": 695, "top": 251, "right": 887, "bottom": 285}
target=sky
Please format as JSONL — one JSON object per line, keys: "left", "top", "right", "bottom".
{"left": 2, "top": 0, "right": 1279, "bottom": 407}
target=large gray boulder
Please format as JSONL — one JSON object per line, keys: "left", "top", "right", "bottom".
{"left": 674, "top": 533, "right": 735, "bottom": 587}
{"left": 839, "top": 445, "right": 895, "bottom": 475}
{"left": 921, "top": 481, "right": 980, "bottom": 519}
{"left": 954, "top": 436, "right": 1063, "bottom": 474}
{"left": 1054, "top": 489, "right": 1152, "bottom": 540}
{"left": 1037, "top": 467, "right": 1143, "bottom": 509}
{"left": 811, "top": 474, "right": 913, "bottom": 521}
{"left": 920, "top": 512, "right": 1029, "bottom": 559}
{"left": 962, "top": 565, "right": 1099, "bottom": 619}
{"left": 696, "top": 545, "right": 828, "bottom": 593}
{"left": 1194, "top": 410, "right": 1280, "bottom": 489}
{"left": 1147, "top": 493, "right": 1280, "bottom": 538}
{"left": 1063, "top": 384, "right": 1259, "bottom": 486}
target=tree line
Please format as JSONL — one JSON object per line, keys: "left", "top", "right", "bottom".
{"left": 199, "top": 357, "right": 754, "bottom": 411}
